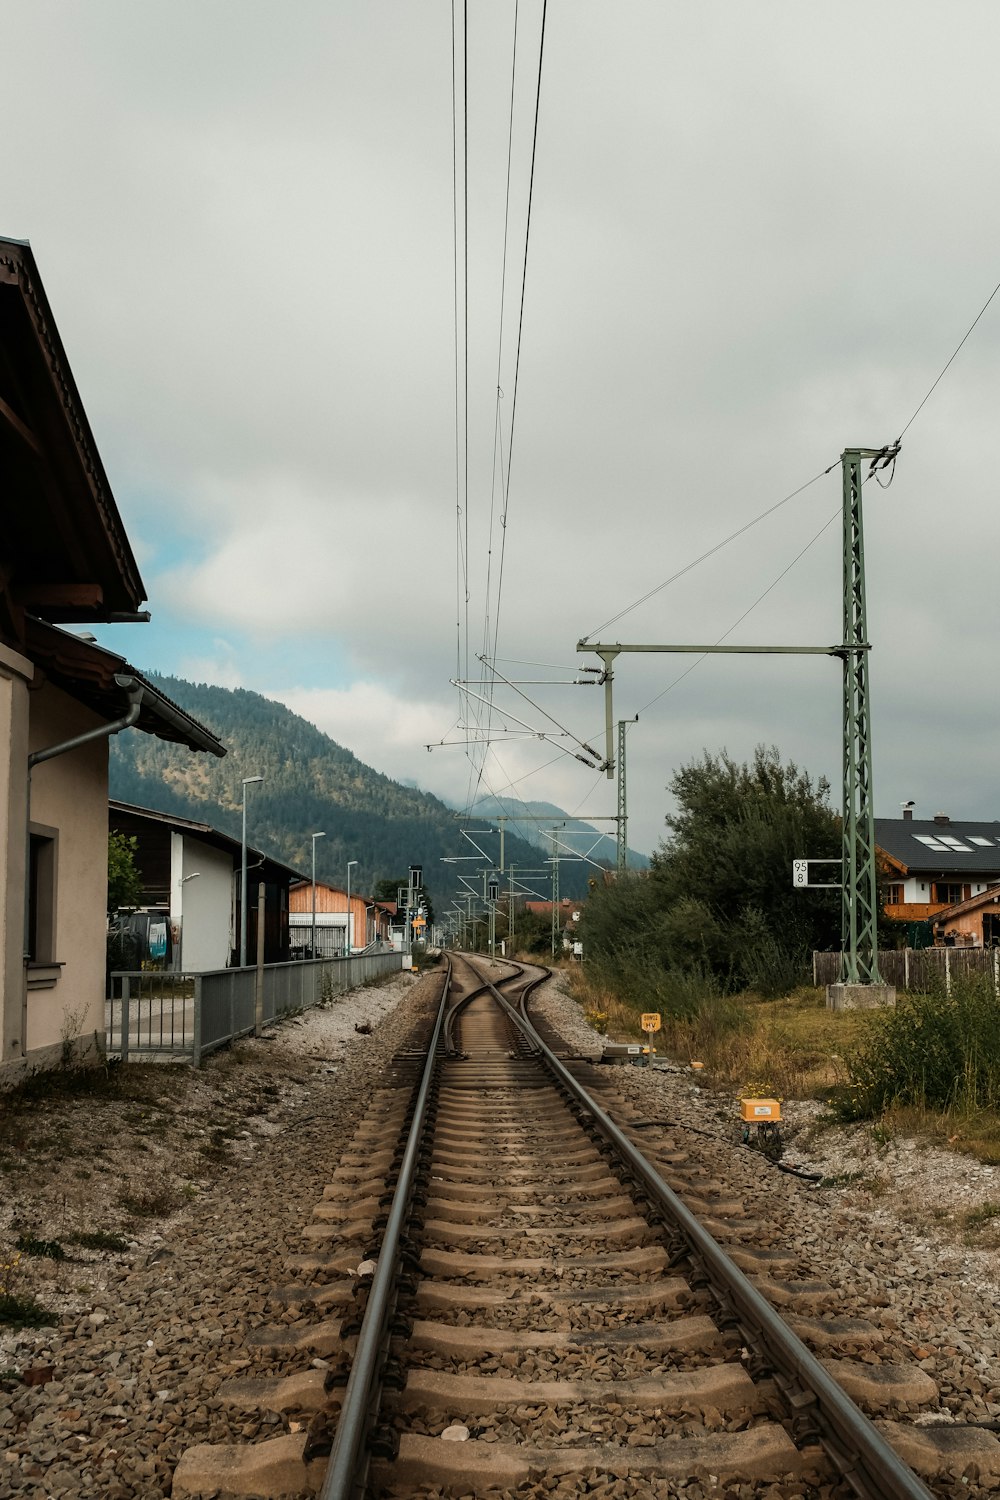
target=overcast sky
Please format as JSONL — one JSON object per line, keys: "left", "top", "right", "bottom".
{"left": 6, "top": 1, "right": 1000, "bottom": 858}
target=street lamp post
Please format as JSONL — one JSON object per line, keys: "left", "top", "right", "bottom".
{"left": 311, "top": 832, "right": 326, "bottom": 958}
{"left": 240, "top": 776, "right": 264, "bottom": 967}
{"left": 346, "top": 860, "right": 358, "bottom": 954}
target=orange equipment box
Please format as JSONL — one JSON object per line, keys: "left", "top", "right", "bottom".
{"left": 740, "top": 1097, "right": 781, "bottom": 1123}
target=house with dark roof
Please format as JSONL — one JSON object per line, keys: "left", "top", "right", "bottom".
{"left": 109, "top": 802, "right": 300, "bottom": 971}
{"left": 876, "top": 813, "right": 1000, "bottom": 927}
{"left": 1, "top": 235, "right": 224, "bottom": 1083}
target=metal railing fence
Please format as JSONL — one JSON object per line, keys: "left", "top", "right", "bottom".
{"left": 107, "top": 950, "right": 404, "bottom": 1065}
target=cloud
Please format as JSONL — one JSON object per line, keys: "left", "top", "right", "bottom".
{"left": 175, "top": 641, "right": 246, "bottom": 691}
{"left": 8, "top": 0, "right": 1000, "bottom": 854}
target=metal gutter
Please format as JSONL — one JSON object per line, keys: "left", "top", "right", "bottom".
{"left": 134, "top": 678, "right": 226, "bottom": 758}
{"left": 28, "top": 674, "right": 142, "bottom": 769}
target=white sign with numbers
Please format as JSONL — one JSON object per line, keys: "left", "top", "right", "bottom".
{"left": 792, "top": 859, "right": 843, "bottom": 890}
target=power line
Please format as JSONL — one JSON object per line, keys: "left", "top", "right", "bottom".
{"left": 494, "top": 657, "right": 581, "bottom": 671}
{"left": 489, "top": 0, "right": 548, "bottom": 665}
{"left": 451, "top": 0, "right": 462, "bottom": 695}
{"left": 581, "top": 459, "right": 838, "bottom": 642}
{"left": 477, "top": 3, "right": 519, "bottom": 767}
{"left": 464, "top": 0, "right": 548, "bottom": 820}
{"left": 897, "top": 271, "right": 1000, "bottom": 441}
{"left": 633, "top": 504, "right": 842, "bottom": 719}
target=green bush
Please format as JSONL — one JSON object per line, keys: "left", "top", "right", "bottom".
{"left": 835, "top": 976, "right": 1000, "bottom": 1119}
{"left": 588, "top": 944, "right": 723, "bottom": 1024}
{"left": 734, "top": 905, "right": 807, "bottom": 998}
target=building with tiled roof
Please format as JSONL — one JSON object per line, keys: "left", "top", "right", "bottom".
{"left": 877, "top": 813, "right": 1000, "bottom": 925}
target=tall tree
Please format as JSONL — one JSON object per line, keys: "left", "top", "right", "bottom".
{"left": 107, "top": 831, "right": 143, "bottom": 914}
{"left": 583, "top": 746, "right": 840, "bottom": 996}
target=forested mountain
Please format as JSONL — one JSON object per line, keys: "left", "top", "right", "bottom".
{"left": 109, "top": 675, "right": 591, "bottom": 915}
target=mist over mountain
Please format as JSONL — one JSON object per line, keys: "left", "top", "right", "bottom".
{"left": 110, "top": 675, "right": 594, "bottom": 915}
{"left": 453, "top": 794, "right": 650, "bottom": 871}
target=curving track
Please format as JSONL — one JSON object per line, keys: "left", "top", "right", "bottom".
{"left": 173, "top": 955, "right": 999, "bottom": 1499}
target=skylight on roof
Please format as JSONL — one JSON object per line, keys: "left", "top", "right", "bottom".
{"left": 969, "top": 837, "right": 993, "bottom": 847}
{"left": 914, "top": 835, "right": 949, "bottom": 851}
{"left": 939, "top": 837, "right": 973, "bottom": 851}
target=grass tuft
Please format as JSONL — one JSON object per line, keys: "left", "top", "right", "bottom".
{"left": 0, "top": 1291, "right": 54, "bottom": 1329}
{"left": 118, "top": 1178, "right": 187, "bottom": 1219}
{"left": 69, "top": 1230, "right": 129, "bottom": 1253}
{"left": 14, "top": 1234, "right": 65, "bottom": 1261}
{"left": 832, "top": 977, "right": 1000, "bottom": 1122}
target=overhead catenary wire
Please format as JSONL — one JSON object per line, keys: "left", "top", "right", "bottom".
{"left": 493, "top": 657, "right": 583, "bottom": 671}
{"left": 451, "top": 0, "right": 480, "bottom": 817}
{"left": 565, "top": 488, "right": 847, "bottom": 770}
{"left": 452, "top": 35, "right": 1000, "bottom": 852}
{"left": 581, "top": 459, "right": 839, "bottom": 643}
{"left": 478, "top": 655, "right": 601, "bottom": 764}
{"left": 481, "top": 0, "right": 520, "bottom": 664}
{"left": 582, "top": 266, "right": 1000, "bottom": 660}
{"left": 631, "top": 500, "right": 843, "bottom": 721}
{"left": 453, "top": 2, "right": 550, "bottom": 826}
{"left": 451, "top": 0, "right": 463, "bottom": 693}
{"left": 475, "top": 1, "right": 521, "bottom": 804}
{"left": 487, "top": 0, "right": 548, "bottom": 670}
{"left": 586, "top": 270, "right": 1000, "bottom": 774}
{"left": 896, "top": 269, "right": 1000, "bottom": 442}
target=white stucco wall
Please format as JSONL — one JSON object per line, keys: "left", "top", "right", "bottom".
{"left": 904, "top": 876, "right": 995, "bottom": 901}
{"left": 171, "top": 834, "right": 234, "bottom": 973}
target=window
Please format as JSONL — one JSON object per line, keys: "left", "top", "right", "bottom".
{"left": 885, "top": 884, "right": 904, "bottom": 905}
{"left": 932, "top": 882, "right": 963, "bottom": 906}
{"left": 27, "top": 829, "right": 57, "bottom": 963}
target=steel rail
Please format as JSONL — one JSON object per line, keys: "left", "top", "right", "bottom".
{"left": 442, "top": 958, "right": 526, "bottom": 1054}
{"left": 442, "top": 979, "right": 491, "bottom": 1055}
{"left": 319, "top": 958, "right": 451, "bottom": 1500}
{"left": 474, "top": 960, "right": 935, "bottom": 1500}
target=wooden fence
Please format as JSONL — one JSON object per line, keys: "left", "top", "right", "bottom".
{"left": 813, "top": 947, "right": 1000, "bottom": 994}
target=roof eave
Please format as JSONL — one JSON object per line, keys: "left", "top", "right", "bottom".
{"left": 0, "top": 236, "right": 146, "bottom": 616}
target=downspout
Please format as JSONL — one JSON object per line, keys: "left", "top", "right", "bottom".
{"left": 22, "top": 675, "right": 143, "bottom": 1049}
{"left": 28, "top": 674, "right": 144, "bottom": 772}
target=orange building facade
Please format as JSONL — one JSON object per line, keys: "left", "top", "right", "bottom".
{"left": 288, "top": 881, "right": 390, "bottom": 955}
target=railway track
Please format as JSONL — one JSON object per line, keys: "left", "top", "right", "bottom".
{"left": 173, "top": 955, "right": 1000, "bottom": 1499}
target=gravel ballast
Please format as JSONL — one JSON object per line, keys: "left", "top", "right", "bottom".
{"left": 2, "top": 964, "right": 999, "bottom": 1498}
{"left": 0, "top": 969, "right": 435, "bottom": 1499}
{"left": 533, "top": 975, "right": 1000, "bottom": 1447}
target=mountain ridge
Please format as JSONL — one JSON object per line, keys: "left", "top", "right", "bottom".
{"left": 454, "top": 794, "right": 650, "bottom": 869}
{"left": 109, "top": 674, "right": 597, "bottom": 915}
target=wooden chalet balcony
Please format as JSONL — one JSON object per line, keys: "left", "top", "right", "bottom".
{"left": 884, "top": 902, "right": 948, "bottom": 921}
